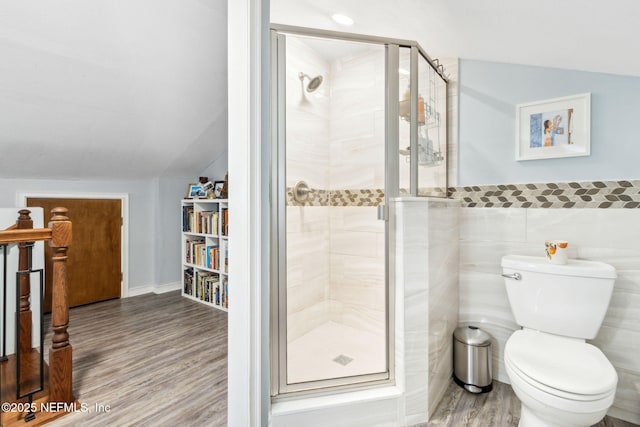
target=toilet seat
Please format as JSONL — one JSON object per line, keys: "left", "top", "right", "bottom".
{"left": 505, "top": 330, "right": 617, "bottom": 400}
{"left": 506, "top": 356, "right": 615, "bottom": 406}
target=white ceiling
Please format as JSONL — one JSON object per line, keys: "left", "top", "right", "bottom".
{"left": 272, "top": 0, "right": 640, "bottom": 78}
{"left": 0, "top": 0, "right": 227, "bottom": 180}
{"left": 1, "top": 0, "right": 638, "bottom": 180}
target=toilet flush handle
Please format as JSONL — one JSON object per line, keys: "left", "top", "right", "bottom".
{"left": 501, "top": 272, "right": 522, "bottom": 280}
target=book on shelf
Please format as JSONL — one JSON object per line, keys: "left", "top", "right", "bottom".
{"left": 221, "top": 208, "right": 228, "bottom": 236}
{"left": 184, "top": 268, "right": 194, "bottom": 296}
{"left": 219, "top": 238, "right": 228, "bottom": 274}
{"left": 222, "top": 276, "right": 228, "bottom": 308}
{"left": 182, "top": 206, "right": 194, "bottom": 232}
{"left": 212, "top": 212, "right": 219, "bottom": 235}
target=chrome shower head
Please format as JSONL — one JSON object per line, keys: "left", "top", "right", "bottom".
{"left": 306, "top": 75, "right": 323, "bottom": 92}
{"left": 298, "top": 72, "right": 323, "bottom": 93}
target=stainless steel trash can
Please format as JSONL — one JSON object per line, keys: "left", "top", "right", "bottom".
{"left": 453, "top": 325, "right": 493, "bottom": 393}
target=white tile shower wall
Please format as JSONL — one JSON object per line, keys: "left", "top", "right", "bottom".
{"left": 329, "top": 47, "right": 385, "bottom": 190}
{"left": 327, "top": 48, "right": 387, "bottom": 334}
{"left": 329, "top": 207, "right": 385, "bottom": 337}
{"left": 285, "top": 37, "right": 331, "bottom": 341}
{"left": 459, "top": 207, "right": 640, "bottom": 424}
{"left": 286, "top": 206, "right": 330, "bottom": 342}
{"left": 394, "top": 198, "right": 459, "bottom": 424}
{"left": 285, "top": 36, "right": 331, "bottom": 190}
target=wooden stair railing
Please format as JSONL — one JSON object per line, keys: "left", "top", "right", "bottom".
{"left": 48, "top": 208, "right": 73, "bottom": 404}
{"left": 0, "top": 208, "right": 73, "bottom": 426}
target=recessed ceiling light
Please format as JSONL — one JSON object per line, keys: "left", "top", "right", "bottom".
{"left": 332, "top": 13, "right": 354, "bottom": 26}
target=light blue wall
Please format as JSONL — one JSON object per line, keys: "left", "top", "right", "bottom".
{"left": 458, "top": 60, "right": 640, "bottom": 185}
{"left": 0, "top": 176, "right": 189, "bottom": 291}
{"left": 155, "top": 176, "right": 191, "bottom": 287}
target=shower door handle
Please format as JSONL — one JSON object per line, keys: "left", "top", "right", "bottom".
{"left": 377, "top": 205, "right": 388, "bottom": 221}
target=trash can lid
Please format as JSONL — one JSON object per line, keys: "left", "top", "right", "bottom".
{"left": 454, "top": 325, "right": 492, "bottom": 346}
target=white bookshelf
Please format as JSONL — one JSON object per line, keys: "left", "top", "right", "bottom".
{"left": 181, "top": 198, "right": 228, "bottom": 312}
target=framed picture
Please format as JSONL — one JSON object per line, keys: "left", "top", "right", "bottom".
{"left": 187, "top": 183, "right": 206, "bottom": 199}
{"left": 515, "top": 93, "right": 591, "bottom": 161}
{"left": 213, "top": 181, "right": 225, "bottom": 199}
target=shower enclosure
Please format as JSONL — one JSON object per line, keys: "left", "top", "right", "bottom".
{"left": 270, "top": 25, "right": 448, "bottom": 396}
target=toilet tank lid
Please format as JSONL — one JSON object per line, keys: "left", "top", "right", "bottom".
{"left": 501, "top": 255, "right": 616, "bottom": 279}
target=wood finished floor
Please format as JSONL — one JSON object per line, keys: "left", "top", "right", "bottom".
{"left": 43, "top": 291, "right": 227, "bottom": 427}
{"left": 422, "top": 380, "right": 638, "bottom": 427}
{"left": 11, "top": 291, "right": 636, "bottom": 427}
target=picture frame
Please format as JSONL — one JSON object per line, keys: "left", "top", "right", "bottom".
{"left": 186, "top": 183, "right": 206, "bottom": 199}
{"left": 213, "top": 181, "right": 225, "bottom": 199}
{"left": 515, "top": 93, "right": 591, "bottom": 161}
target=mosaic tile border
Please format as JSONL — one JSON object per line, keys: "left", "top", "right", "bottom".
{"left": 286, "top": 188, "right": 330, "bottom": 206}
{"left": 287, "top": 180, "right": 640, "bottom": 208}
{"left": 448, "top": 180, "right": 640, "bottom": 208}
{"left": 286, "top": 188, "right": 384, "bottom": 207}
{"left": 331, "top": 189, "right": 384, "bottom": 207}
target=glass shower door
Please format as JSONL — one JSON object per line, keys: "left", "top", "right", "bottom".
{"left": 274, "top": 32, "right": 390, "bottom": 393}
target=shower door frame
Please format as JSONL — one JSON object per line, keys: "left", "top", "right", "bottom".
{"left": 270, "top": 25, "right": 447, "bottom": 398}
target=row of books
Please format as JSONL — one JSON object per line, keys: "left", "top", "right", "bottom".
{"left": 182, "top": 207, "right": 223, "bottom": 235}
{"left": 185, "top": 238, "right": 228, "bottom": 272}
{"left": 183, "top": 268, "right": 229, "bottom": 308}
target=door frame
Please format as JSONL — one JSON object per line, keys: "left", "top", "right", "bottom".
{"left": 17, "top": 191, "right": 130, "bottom": 298}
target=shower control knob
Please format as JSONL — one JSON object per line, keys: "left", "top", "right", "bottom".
{"left": 293, "top": 180, "right": 311, "bottom": 203}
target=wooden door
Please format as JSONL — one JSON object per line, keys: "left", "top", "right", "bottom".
{"left": 27, "top": 198, "right": 122, "bottom": 311}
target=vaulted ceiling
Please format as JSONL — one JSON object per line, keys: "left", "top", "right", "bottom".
{"left": 272, "top": 0, "right": 640, "bottom": 78}
{"left": 0, "top": 0, "right": 227, "bottom": 180}
{"left": 2, "top": 0, "right": 638, "bottom": 180}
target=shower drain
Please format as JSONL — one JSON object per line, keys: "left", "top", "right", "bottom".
{"left": 332, "top": 354, "right": 354, "bottom": 366}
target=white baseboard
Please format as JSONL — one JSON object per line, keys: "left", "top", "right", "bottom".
{"left": 153, "top": 281, "right": 181, "bottom": 294}
{"left": 127, "top": 285, "right": 154, "bottom": 297}
{"left": 127, "top": 282, "right": 181, "bottom": 297}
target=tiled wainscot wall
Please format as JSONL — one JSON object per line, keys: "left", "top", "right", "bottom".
{"left": 394, "top": 198, "right": 460, "bottom": 423}
{"left": 451, "top": 180, "right": 640, "bottom": 425}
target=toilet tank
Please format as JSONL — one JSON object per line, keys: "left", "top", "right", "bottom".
{"left": 501, "top": 255, "right": 616, "bottom": 339}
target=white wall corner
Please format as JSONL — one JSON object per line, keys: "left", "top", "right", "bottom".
{"left": 153, "top": 281, "right": 182, "bottom": 294}
{"left": 126, "top": 282, "right": 181, "bottom": 298}
{"left": 127, "top": 285, "right": 155, "bottom": 297}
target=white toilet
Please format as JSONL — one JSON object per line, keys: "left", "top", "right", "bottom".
{"left": 501, "top": 255, "right": 618, "bottom": 427}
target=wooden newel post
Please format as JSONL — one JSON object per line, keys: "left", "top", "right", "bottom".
{"left": 48, "top": 207, "right": 74, "bottom": 403}
{"left": 17, "top": 209, "right": 33, "bottom": 358}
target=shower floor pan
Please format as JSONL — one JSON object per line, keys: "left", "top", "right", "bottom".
{"left": 287, "top": 320, "right": 386, "bottom": 384}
